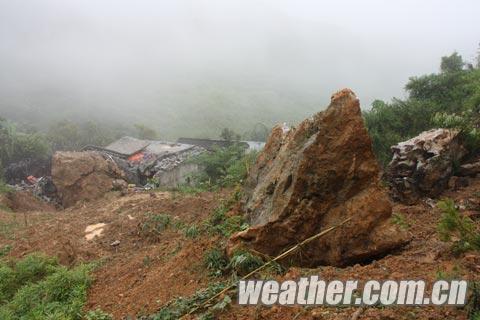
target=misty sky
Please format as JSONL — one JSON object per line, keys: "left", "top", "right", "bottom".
{"left": 0, "top": 0, "right": 478, "bottom": 137}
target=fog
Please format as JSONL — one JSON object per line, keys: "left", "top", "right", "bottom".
{"left": 0, "top": 0, "right": 478, "bottom": 138}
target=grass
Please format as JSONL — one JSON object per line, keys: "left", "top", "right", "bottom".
{"left": 468, "top": 282, "right": 480, "bottom": 320}
{"left": 227, "top": 250, "right": 264, "bottom": 276}
{"left": 0, "top": 218, "right": 19, "bottom": 239}
{"left": 184, "top": 224, "right": 200, "bottom": 239}
{"left": 437, "top": 198, "right": 480, "bottom": 254}
{"left": 84, "top": 309, "right": 113, "bottom": 320}
{"left": 435, "top": 264, "right": 463, "bottom": 280}
{"left": 144, "top": 282, "right": 229, "bottom": 320}
{"left": 138, "top": 212, "right": 172, "bottom": 240}
{"left": 0, "top": 181, "right": 13, "bottom": 195}
{"left": 391, "top": 212, "right": 410, "bottom": 230}
{"left": 203, "top": 204, "right": 248, "bottom": 238}
{"left": 0, "top": 245, "right": 12, "bottom": 257}
{"left": 0, "top": 253, "right": 99, "bottom": 320}
{"left": 203, "top": 248, "right": 229, "bottom": 277}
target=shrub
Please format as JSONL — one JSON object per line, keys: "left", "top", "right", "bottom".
{"left": 228, "top": 250, "right": 264, "bottom": 276}
{"left": 203, "top": 204, "right": 248, "bottom": 238}
{"left": 146, "top": 282, "right": 227, "bottom": 320}
{"left": 138, "top": 213, "right": 171, "bottom": 240}
{"left": 203, "top": 248, "right": 229, "bottom": 277}
{"left": 437, "top": 199, "right": 480, "bottom": 254}
{"left": 0, "top": 253, "right": 94, "bottom": 320}
{"left": 468, "top": 282, "right": 480, "bottom": 320}
{"left": 184, "top": 224, "right": 199, "bottom": 239}
{"left": 190, "top": 144, "right": 257, "bottom": 188}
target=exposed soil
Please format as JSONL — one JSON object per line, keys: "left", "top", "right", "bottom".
{"left": 0, "top": 179, "right": 479, "bottom": 319}
{"left": 2, "top": 191, "right": 56, "bottom": 212}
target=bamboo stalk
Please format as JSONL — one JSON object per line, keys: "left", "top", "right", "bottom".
{"left": 183, "top": 216, "right": 352, "bottom": 318}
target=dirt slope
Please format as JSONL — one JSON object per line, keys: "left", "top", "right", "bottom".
{"left": 0, "top": 182, "right": 479, "bottom": 319}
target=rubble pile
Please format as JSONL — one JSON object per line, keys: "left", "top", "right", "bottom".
{"left": 228, "top": 89, "right": 407, "bottom": 267}
{"left": 4, "top": 158, "right": 51, "bottom": 185}
{"left": 51, "top": 151, "right": 127, "bottom": 207}
{"left": 387, "top": 129, "right": 467, "bottom": 204}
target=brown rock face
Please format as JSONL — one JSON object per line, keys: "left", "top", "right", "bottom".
{"left": 228, "top": 89, "right": 407, "bottom": 267}
{"left": 52, "top": 151, "right": 126, "bottom": 207}
{"left": 387, "top": 129, "right": 467, "bottom": 204}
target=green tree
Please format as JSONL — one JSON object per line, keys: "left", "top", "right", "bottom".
{"left": 220, "top": 128, "right": 240, "bottom": 141}
{"left": 0, "top": 118, "right": 50, "bottom": 168}
{"left": 440, "top": 52, "right": 464, "bottom": 73}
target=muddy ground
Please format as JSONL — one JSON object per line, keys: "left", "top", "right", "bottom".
{"left": 0, "top": 180, "right": 479, "bottom": 319}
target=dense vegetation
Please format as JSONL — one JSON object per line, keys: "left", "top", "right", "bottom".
{"left": 364, "top": 49, "right": 480, "bottom": 165}
{"left": 189, "top": 143, "right": 258, "bottom": 190}
{"left": 0, "top": 253, "right": 110, "bottom": 320}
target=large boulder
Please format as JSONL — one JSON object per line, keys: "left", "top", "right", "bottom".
{"left": 228, "top": 89, "right": 407, "bottom": 267}
{"left": 52, "top": 151, "right": 126, "bottom": 207}
{"left": 387, "top": 129, "right": 467, "bottom": 204}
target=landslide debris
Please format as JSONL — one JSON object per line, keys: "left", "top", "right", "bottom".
{"left": 387, "top": 129, "right": 467, "bottom": 204}
{"left": 228, "top": 89, "right": 407, "bottom": 267}
{"left": 51, "top": 151, "right": 127, "bottom": 207}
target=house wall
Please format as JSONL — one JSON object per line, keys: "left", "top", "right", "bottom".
{"left": 154, "top": 163, "right": 199, "bottom": 187}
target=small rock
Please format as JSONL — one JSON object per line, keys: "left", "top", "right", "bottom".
{"left": 448, "top": 176, "right": 469, "bottom": 190}
{"left": 110, "top": 240, "right": 121, "bottom": 247}
{"left": 457, "top": 161, "right": 480, "bottom": 176}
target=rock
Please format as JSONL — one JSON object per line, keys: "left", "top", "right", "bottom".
{"left": 228, "top": 89, "right": 407, "bottom": 267}
{"left": 448, "top": 176, "right": 469, "bottom": 190}
{"left": 52, "top": 151, "right": 126, "bottom": 207}
{"left": 387, "top": 129, "right": 467, "bottom": 204}
{"left": 112, "top": 179, "right": 128, "bottom": 191}
{"left": 457, "top": 161, "right": 480, "bottom": 177}
{"left": 110, "top": 240, "right": 121, "bottom": 247}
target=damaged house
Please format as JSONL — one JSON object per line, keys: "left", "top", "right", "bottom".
{"left": 84, "top": 136, "right": 205, "bottom": 187}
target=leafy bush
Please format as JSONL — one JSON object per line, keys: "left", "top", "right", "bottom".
{"left": 437, "top": 199, "right": 480, "bottom": 254}
{"left": 0, "top": 253, "right": 95, "bottom": 320}
{"left": 145, "top": 282, "right": 227, "bottom": 320}
{"left": 190, "top": 144, "right": 257, "bottom": 189}
{"left": 433, "top": 109, "right": 480, "bottom": 153}
{"left": 228, "top": 250, "right": 264, "bottom": 276}
{"left": 203, "top": 248, "right": 229, "bottom": 277}
{"left": 203, "top": 204, "right": 248, "bottom": 238}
